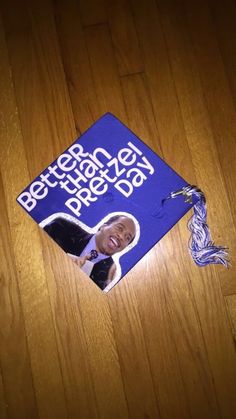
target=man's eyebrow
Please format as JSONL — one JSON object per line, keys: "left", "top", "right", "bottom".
{"left": 117, "top": 222, "right": 132, "bottom": 232}
{"left": 116, "top": 222, "right": 135, "bottom": 236}
{"left": 117, "top": 223, "right": 125, "bottom": 228}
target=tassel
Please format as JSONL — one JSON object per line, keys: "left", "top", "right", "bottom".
{"left": 164, "top": 185, "right": 229, "bottom": 267}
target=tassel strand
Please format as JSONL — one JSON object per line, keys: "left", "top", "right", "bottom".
{"left": 166, "top": 185, "right": 229, "bottom": 267}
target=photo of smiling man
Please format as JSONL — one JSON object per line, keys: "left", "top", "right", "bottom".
{"left": 41, "top": 212, "right": 140, "bottom": 291}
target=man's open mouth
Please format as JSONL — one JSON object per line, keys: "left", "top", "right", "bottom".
{"left": 108, "top": 236, "right": 121, "bottom": 250}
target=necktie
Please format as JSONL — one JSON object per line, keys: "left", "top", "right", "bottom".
{"left": 88, "top": 249, "right": 98, "bottom": 261}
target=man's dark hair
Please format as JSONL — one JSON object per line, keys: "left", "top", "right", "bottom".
{"left": 100, "top": 214, "right": 136, "bottom": 244}
{"left": 105, "top": 215, "right": 124, "bottom": 225}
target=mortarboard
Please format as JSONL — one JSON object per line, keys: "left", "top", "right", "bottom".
{"left": 16, "top": 113, "right": 229, "bottom": 292}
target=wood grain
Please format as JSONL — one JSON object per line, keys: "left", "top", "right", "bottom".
{"left": 1, "top": 0, "right": 236, "bottom": 418}
{"left": 79, "top": 0, "right": 107, "bottom": 27}
{"left": 121, "top": 72, "right": 220, "bottom": 419}
{"left": 0, "top": 365, "right": 8, "bottom": 419}
{"left": 157, "top": 0, "right": 236, "bottom": 297}
{"left": 184, "top": 0, "right": 236, "bottom": 267}
{"left": 1, "top": 6, "right": 98, "bottom": 417}
{"left": 84, "top": 23, "right": 126, "bottom": 120}
{"left": 108, "top": 0, "right": 144, "bottom": 76}
{"left": 0, "top": 7, "right": 68, "bottom": 418}
{"left": 0, "top": 171, "right": 37, "bottom": 418}
{"left": 54, "top": 0, "right": 98, "bottom": 132}
{"left": 131, "top": 2, "right": 236, "bottom": 416}
{"left": 82, "top": 23, "right": 160, "bottom": 419}
{"left": 225, "top": 294, "right": 236, "bottom": 342}
{"left": 209, "top": 0, "right": 236, "bottom": 112}
{"left": 1, "top": 2, "right": 131, "bottom": 418}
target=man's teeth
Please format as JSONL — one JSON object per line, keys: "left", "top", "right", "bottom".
{"left": 110, "top": 237, "right": 119, "bottom": 247}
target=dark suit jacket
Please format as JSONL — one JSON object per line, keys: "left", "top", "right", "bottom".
{"left": 43, "top": 217, "right": 114, "bottom": 290}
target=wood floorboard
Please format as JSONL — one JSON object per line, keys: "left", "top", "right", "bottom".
{"left": 0, "top": 0, "right": 236, "bottom": 418}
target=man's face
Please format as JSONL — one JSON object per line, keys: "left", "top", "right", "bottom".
{"left": 95, "top": 216, "right": 136, "bottom": 256}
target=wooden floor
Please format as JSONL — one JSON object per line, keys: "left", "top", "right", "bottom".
{"left": 1, "top": 0, "right": 236, "bottom": 418}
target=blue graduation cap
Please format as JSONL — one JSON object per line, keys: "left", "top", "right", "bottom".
{"left": 16, "top": 113, "right": 229, "bottom": 292}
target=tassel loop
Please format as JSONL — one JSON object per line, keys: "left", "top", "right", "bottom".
{"left": 165, "top": 184, "right": 205, "bottom": 205}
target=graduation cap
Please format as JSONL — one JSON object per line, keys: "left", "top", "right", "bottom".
{"left": 16, "top": 113, "right": 229, "bottom": 292}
